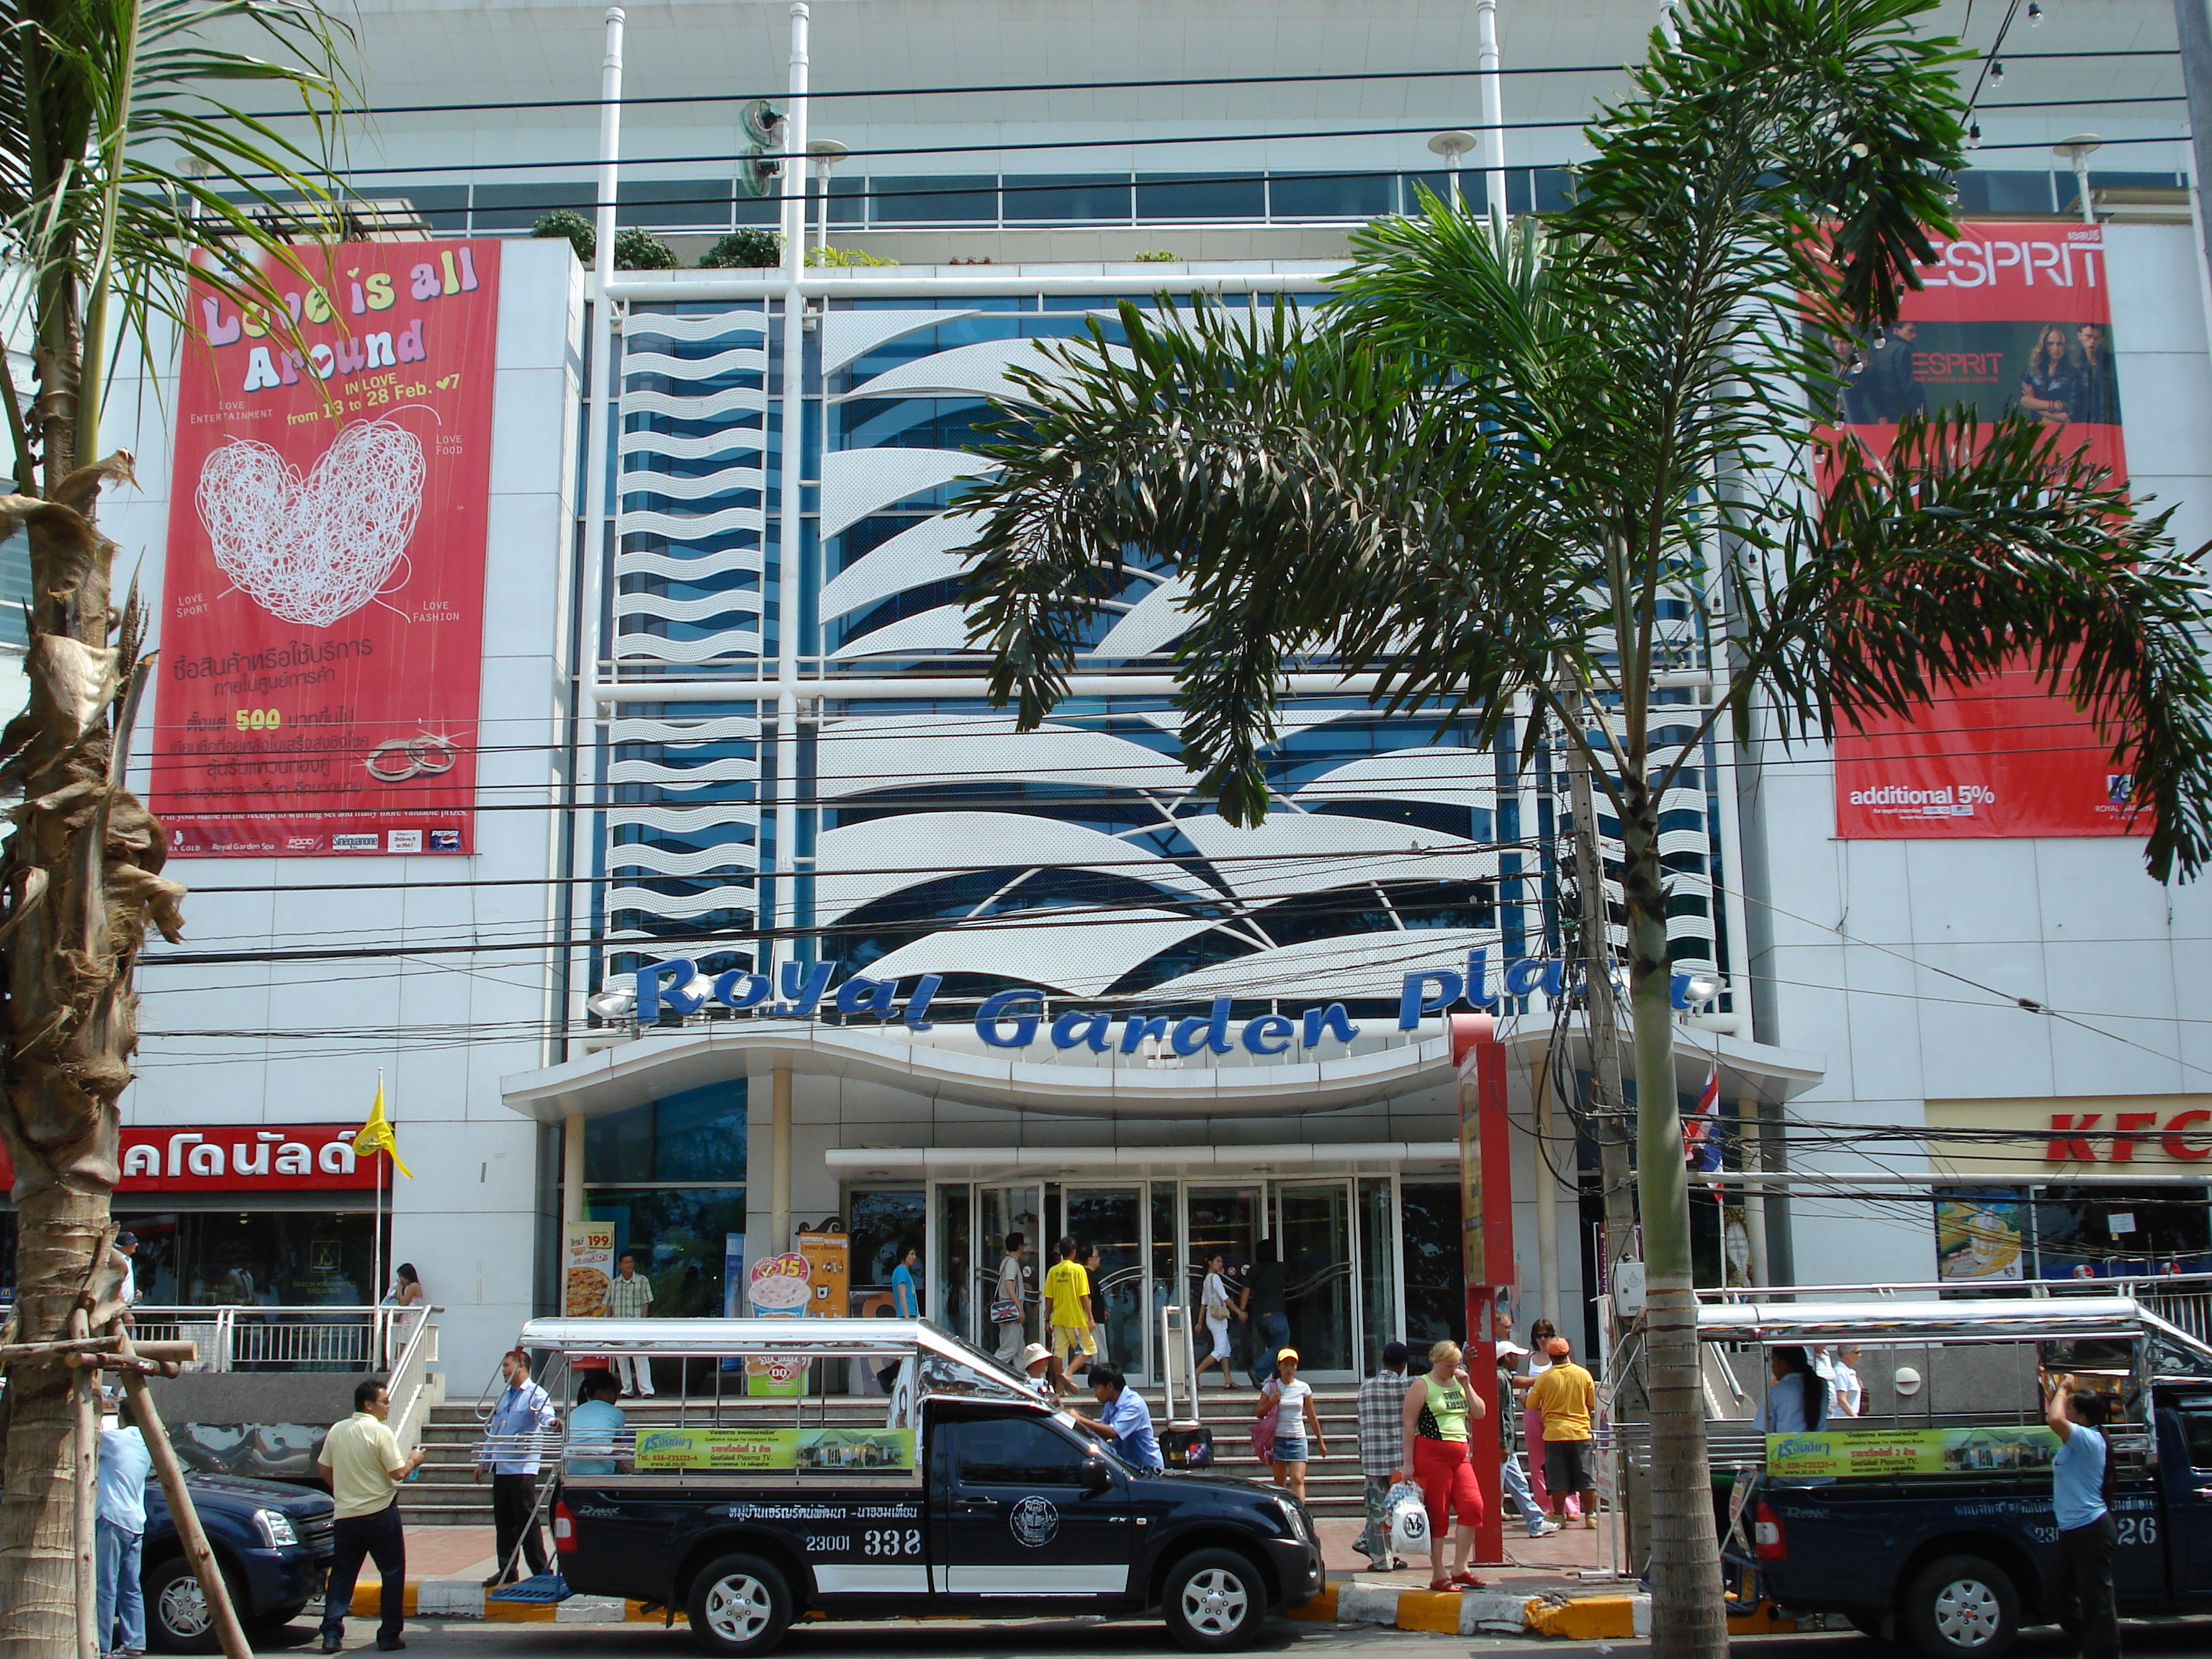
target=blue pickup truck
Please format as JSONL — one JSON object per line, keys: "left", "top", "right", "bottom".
{"left": 139, "top": 1473, "right": 335, "bottom": 1652}
{"left": 1707, "top": 1295, "right": 2212, "bottom": 1659}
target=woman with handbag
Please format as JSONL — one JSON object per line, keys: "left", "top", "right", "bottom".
{"left": 1256, "top": 1347, "right": 1328, "bottom": 1501}
{"left": 1396, "top": 1339, "right": 1487, "bottom": 1591}
{"left": 1195, "top": 1251, "right": 1244, "bottom": 1392}
{"left": 992, "top": 1233, "right": 1030, "bottom": 1366}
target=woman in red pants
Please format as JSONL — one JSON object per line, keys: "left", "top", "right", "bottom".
{"left": 1395, "top": 1339, "right": 1487, "bottom": 1591}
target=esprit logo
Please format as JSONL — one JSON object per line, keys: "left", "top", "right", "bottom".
{"left": 2046, "top": 1110, "right": 2211, "bottom": 1163}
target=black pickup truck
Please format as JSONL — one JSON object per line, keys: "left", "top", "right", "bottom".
{"left": 530, "top": 1318, "right": 1323, "bottom": 1658}
{"left": 142, "top": 1473, "right": 336, "bottom": 1652}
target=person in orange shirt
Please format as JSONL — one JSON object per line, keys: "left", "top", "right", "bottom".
{"left": 1524, "top": 1336, "right": 1599, "bottom": 1529}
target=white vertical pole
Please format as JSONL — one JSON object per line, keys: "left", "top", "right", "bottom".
{"left": 817, "top": 158, "right": 832, "bottom": 256}
{"left": 2074, "top": 152, "right": 2098, "bottom": 225}
{"left": 579, "top": 8, "right": 626, "bottom": 691}
{"left": 773, "top": 1, "right": 811, "bottom": 992}
{"left": 372, "top": 1066, "right": 385, "bottom": 1349}
{"left": 1475, "top": 0, "right": 1506, "bottom": 229}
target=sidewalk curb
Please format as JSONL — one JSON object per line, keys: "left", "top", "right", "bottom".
{"left": 1335, "top": 1582, "right": 1653, "bottom": 1638}
{"left": 350, "top": 1582, "right": 662, "bottom": 1622}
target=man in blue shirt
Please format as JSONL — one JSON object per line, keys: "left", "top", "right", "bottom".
{"left": 478, "top": 1349, "right": 557, "bottom": 1587}
{"left": 2045, "top": 1378, "right": 2118, "bottom": 1659}
{"left": 566, "top": 1372, "right": 626, "bottom": 1477}
{"left": 1073, "top": 1364, "right": 1162, "bottom": 1470}
{"left": 891, "top": 1244, "right": 920, "bottom": 1318}
{"left": 98, "top": 1403, "right": 153, "bottom": 1657}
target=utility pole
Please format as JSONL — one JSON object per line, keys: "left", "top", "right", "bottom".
{"left": 1563, "top": 688, "right": 1651, "bottom": 1564}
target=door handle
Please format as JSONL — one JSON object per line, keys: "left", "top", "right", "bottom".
{"left": 956, "top": 1499, "right": 999, "bottom": 1514}
{"left": 2195, "top": 1487, "right": 2212, "bottom": 1500}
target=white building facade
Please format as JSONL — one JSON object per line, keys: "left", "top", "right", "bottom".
{"left": 0, "top": 0, "right": 2203, "bottom": 1389}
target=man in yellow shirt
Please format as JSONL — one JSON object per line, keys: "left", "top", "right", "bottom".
{"left": 317, "top": 1377, "right": 426, "bottom": 1653}
{"left": 1524, "top": 1336, "right": 1599, "bottom": 1529}
{"left": 1042, "top": 1235, "right": 1095, "bottom": 1377}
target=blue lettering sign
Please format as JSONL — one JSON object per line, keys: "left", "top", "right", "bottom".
{"left": 976, "top": 987, "right": 1046, "bottom": 1048}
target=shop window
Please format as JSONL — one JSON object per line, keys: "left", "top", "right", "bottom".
{"left": 1136, "top": 173, "right": 1264, "bottom": 221}
{"left": 870, "top": 176, "right": 997, "bottom": 224}
{"left": 2031, "top": 1183, "right": 2211, "bottom": 1277}
{"left": 580, "top": 1187, "right": 747, "bottom": 1319}
{"left": 848, "top": 1188, "right": 927, "bottom": 1287}
{"left": 114, "top": 1209, "right": 378, "bottom": 1308}
{"left": 1003, "top": 174, "right": 1133, "bottom": 223}
{"left": 585, "top": 1079, "right": 747, "bottom": 1184}
{"left": 1400, "top": 1183, "right": 1463, "bottom": 1346}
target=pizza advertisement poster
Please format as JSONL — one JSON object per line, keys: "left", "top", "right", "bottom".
{"left": 150, "top": 240, "right": 501, "bottom": 857}
{"left": 1823, "top": 222, "right": 2139, "bottom": 842}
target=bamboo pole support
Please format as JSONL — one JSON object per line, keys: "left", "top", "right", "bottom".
{"left": 115, "top": 1331, "right": 252, "bottom": 1659}
{"left": 71, "top": 1310, "right": 99, "bottom": 1659}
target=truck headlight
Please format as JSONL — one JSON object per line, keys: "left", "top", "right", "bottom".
{"left": 1271, "top": 1498, "right": 1310, "bottom": 1542}
{"left": 254, "top": 1509, "right": 299, "bottom": 1547}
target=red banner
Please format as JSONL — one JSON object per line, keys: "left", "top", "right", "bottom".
{"left": 1829, "top": 222, "right": 2136, "bottom": 841}
{"left": 150, "top": 241, "right": 500, "bottom": 856}
{"left": 0, "top": 1124, "right": 378, "bottom": 1192}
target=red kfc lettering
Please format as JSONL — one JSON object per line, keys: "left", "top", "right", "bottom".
{"left": 2165, "top": 1109, "right": 2212, "bottom": 1161}
{"left": 2047, "top": 1113, "right": 2101, "bottom": 1162}
{"left": 2110, "top": 1111, "right": 2160, "bottom": 1161}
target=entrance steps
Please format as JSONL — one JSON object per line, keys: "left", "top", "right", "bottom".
{"left": 401, "top": 1389, "right": 1377, "bottom": 1524}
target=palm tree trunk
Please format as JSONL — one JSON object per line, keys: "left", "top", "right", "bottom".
{"left": 0, "top": 493, "right": 176, "bottom": 1656}
{"left": 1620, "top": 805, "right": 1727, "bottom": 1658}
{"left": 0, "top": 1182, "right": 109, "bottom": 1654}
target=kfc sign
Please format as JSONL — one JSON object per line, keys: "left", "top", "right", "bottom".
{"left": 2046, "top": 1110, "right": 2212, "bottom": 1165}
{"left": 0, "top": 1124, "right": 377, "bottom": 1192}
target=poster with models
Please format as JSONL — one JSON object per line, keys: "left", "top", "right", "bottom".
{"left": 151, "top": 240, "right": 500, "bottom": 855}
{"left": 1827, "top": 222, "right": 2136, "bottom": 841}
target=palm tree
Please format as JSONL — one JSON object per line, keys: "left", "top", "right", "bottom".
{"left": 954, "top": 0, "right": 2212, "bottom": 1649}
{"left": 0, "top": 1, "right": 349, "bottom": 1642}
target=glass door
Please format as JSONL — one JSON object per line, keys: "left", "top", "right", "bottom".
{"left": 1278, "top": 1180, "right": 1357, "bottom": 1377}
{"left": 1062, "top": 1185, "right": 1148, "bottom": 1380}
{"left": 1184, "top": 1185, "right": 1262, "bottom": 1385}
{"left": 979, "top": 1184, "right": 1045, "bottom": 1351}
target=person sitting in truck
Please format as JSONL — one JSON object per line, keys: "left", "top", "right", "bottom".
{"left": 1016, "top": 1341, "right": 1068, "bottom": 1404}
{"left": 2045, "top": 1377, "right": 2119, "bottom": 1659}
{"left": 1072, "top": 1364, "right": 1164, "bottom": 1470}
{"left": 1753, "top": 1346, "right": 1828, "bottom": 1432}
{"left": 567, "top": 1372, "right": 626, "bottom": 1476}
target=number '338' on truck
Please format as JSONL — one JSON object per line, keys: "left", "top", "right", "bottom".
{"left": 1703, "top": 1292, "right": 2212, "bottom": 1659}
{"left": 505, "top": 1318, "right": 1322, "bottom": 1656}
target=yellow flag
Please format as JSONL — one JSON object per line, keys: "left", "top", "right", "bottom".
{"left": 353, "top": 1082, "right": 414, "bottom": 1178}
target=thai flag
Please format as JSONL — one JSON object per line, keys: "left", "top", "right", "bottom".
{"left": 1682, "top": 1064, "right": 1724, "bottom": 1187}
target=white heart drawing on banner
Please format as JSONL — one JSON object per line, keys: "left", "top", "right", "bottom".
{"left": 197, "top": 419, "right": 427, "bottom": 627}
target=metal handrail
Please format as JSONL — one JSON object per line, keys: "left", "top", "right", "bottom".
{"left": 130, "top": 1303, "right": 436, "bottom": 1373}
{"left": 384, "top": 1305, "right": 445, "bottom": 1457}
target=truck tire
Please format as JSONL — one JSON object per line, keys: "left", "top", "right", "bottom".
{"left": 1902, "top": 1555, "right": 2020, "bottom": 1659}
{"left": 1162, "top": 1547, "right": 1265, "bottom": 1653}
{"left": 145, "top": 1554, "right": 245, "bottom": 1655}
{"left": 685, "top": 1552, "right": 793, "bottom": 1658}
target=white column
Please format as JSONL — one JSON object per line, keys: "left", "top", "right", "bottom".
{"left": 773, "top": 1, "right": 811, "bottom": 988}
{"left": 1475, "top": 0, "right": 1506, "bottom": 228}
{"left": 578, "top": 7, "right": 624, "bottom": 688}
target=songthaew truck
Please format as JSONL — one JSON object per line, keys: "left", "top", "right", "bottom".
{"left": 500, "top": 1317, "right": 1323, "bottom": 1657}
{"left": 1701, "top": 1294, "right": 2212, "bottom": 1658}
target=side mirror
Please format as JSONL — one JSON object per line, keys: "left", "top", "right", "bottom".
{"left": 1082, "top": 1459, "right": 1113, "bottom": 1493}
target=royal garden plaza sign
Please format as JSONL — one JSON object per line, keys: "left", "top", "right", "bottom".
{"left": 631, "top": 950, "right": 1712, "bottom": 1057}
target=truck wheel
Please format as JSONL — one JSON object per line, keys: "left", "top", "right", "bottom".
{"left": 1162, "top": 1548, "right": 1264, "bottom": 1653}
{"left": 686, "top": 1552, "right": 793, "bottom": 1658}
{"left": 1902, "top": 1555, "right": 2020, "bottom": 1659}
{"left": 145, "top": 1555, "right": 243, "bottom": 1655}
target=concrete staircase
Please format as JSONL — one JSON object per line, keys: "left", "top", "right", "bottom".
{"left": 401, "top": 1388, "right": 1374, "bottom": 1524}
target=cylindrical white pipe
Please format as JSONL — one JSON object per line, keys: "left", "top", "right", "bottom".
{"left": 590, "top": 667, "right": 1719, "bottom": 706}
{"left": 773, "top": 1, "right": 811, "bottom": 989}
{"left": 579, "top": 7, "right": 625, "bottom": 693}
{"left": 603, "top": 271, "right": 1339, "bottom": 302}
{"left": 2074, "top": 153, "right": 2098, "bottom": 225}
{"left": 1475, "top": 0, "right": 1506, "bottom": 228}
{"left": 816, "top": 158, "right": 833, "bottom": 256}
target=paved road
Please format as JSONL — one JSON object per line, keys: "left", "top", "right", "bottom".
{"left": 292, "top": 1611, "right": 2212, "bottom": 1659}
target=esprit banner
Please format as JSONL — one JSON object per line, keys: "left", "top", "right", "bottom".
{"left": 0, "top": 1123, "right": 377, "bottom": 1192}
{"left": 151, "top": 240, "right": 500, "bottom": 857}
{"left": 1826, "top": 222, "right": 2136, "bottom": 841}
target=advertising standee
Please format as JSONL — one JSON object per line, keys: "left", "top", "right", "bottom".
{"left": 151, "top": 240, "right": 500, "bottom": 857}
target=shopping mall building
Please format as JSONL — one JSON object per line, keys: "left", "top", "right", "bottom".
{"left": 2, "top": 0, "right": 2208, "bottom": 1391}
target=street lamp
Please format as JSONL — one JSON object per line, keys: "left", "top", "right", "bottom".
{"left": 807, "top": 138, "right": 848, "bottom": 257}
{"left": 2054, "top": 133, "right": 2103, "bottom": 226}
{"left": 1428, "top": 130, "right": 1477, "bottom": 209}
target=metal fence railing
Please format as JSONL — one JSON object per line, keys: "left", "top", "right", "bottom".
{"left": 130, "top": 1305, "right": 438, "bottom": 1373}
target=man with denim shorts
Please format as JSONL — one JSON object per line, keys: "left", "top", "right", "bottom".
{"left": 1043, "top": 1236, "right": 1095, "bottom": 1376}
